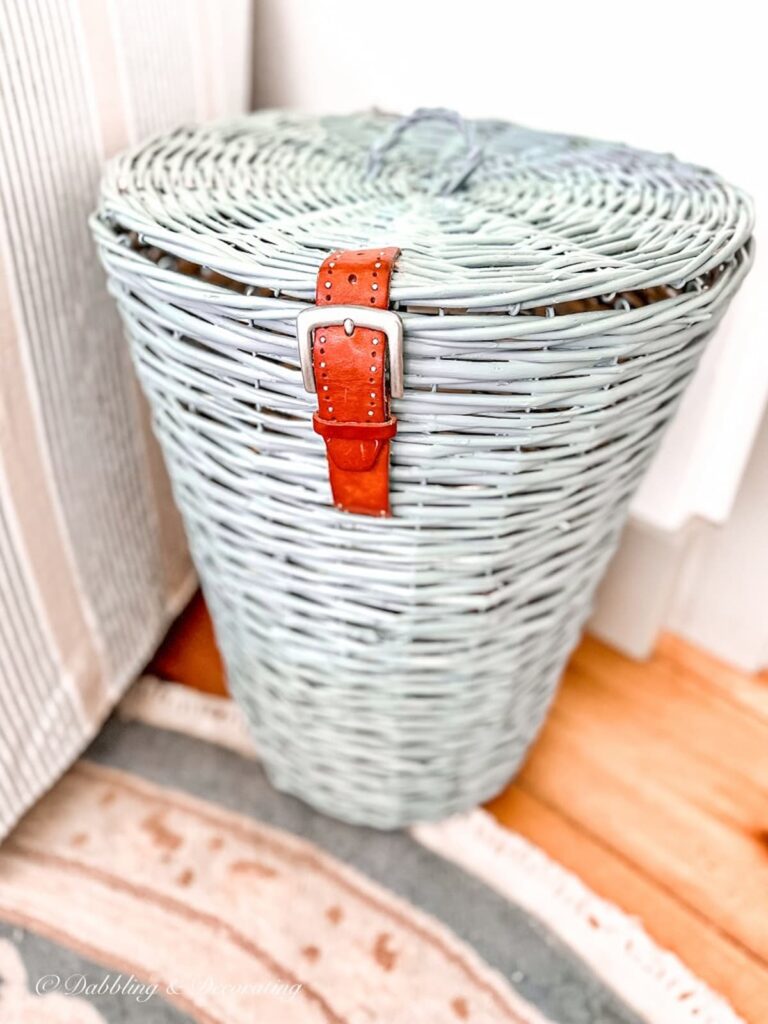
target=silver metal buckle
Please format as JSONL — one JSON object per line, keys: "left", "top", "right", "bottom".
{"left": 296, "top": 304, "right": 404, "bottom": 398}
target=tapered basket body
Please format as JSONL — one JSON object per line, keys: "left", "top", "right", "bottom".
{"left": 92, "top": 111, "right": 753, "bottom": 827}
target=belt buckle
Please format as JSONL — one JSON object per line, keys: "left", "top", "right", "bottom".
{"left": 296, "top": 304, "right": 404, "bottom": 398}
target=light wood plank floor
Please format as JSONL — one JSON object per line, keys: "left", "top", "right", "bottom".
{"left": 149, "top": 594, "right": 768, "bottom": 1021}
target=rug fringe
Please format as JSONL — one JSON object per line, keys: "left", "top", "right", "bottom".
{"left": 412, "top": 812, "right": 743, "bottom": 1024}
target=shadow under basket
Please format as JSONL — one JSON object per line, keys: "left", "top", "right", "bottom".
{"left": 92, "top": 108, "right": 753, "bottom": 827}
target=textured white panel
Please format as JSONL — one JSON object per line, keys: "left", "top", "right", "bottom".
{"left": 0, "top": 0, "right": 252, "bottom": 838}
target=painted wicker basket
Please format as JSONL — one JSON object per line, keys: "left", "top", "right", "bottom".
{"left": 92, "top": 109, "right": 753, "bottom": 828}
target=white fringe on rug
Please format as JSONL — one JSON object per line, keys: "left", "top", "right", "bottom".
{"left": 413, "top": 813, "right": 742, "bottom": 1024}
{"left": 120, "top": 677, "right": 743, "bottom": 1024}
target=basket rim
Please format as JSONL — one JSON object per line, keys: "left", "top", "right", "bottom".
{"left": 95, "top": 110, "right": 755, "bottom": 312}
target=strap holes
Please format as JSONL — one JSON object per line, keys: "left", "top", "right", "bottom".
{"left": 348, "top": 273, "right": 357, "bottom": 284}
{"left": 372, "top": 271, "right": 378, "bottom": 277}
{"left": 325, "top": 295, "right": 332, "bottom": 301}
{"left": 370, "top": 297, "right": 376, "bottom": 304}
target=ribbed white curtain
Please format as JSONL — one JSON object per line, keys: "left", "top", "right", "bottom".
{"left": 0, "top": 0, "right": 252, "bottom": 837}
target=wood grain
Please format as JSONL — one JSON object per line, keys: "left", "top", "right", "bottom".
{"left": 149, "top": 594, "right": 768, "bottom": 1021}
{"left": 148, "top": 591, "right": 227, "bottom": 696}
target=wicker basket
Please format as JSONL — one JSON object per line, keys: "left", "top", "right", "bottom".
{"left": 92, "top": 109, "right": 753, "bottom": 828}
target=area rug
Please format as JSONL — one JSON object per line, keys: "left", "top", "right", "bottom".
{"left": 0, "top": 680, "right": 742, "bottom": 1024}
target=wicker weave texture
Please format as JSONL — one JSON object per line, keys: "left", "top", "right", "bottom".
{"left": 92, "top": 111, "right": 753, "bottom": 827}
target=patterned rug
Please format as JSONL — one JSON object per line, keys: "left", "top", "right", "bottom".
{"left": 0, "top": 680, "right": 741, "bottom": 1024}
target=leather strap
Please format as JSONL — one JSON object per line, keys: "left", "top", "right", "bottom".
{"left": 311, "top": 247, "right": 400, "bottom": 516}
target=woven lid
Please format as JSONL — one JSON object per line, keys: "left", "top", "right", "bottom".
{"left": 100, "top": 109, "right": 753, "bottom": 310}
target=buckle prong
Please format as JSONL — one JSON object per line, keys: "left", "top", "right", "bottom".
{"left": 296, "top": 304, "right": 404, "bottom": 398}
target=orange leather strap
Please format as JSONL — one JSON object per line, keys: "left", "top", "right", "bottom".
{"left": 311, "top": 247, "right": 401, "bottom": 516}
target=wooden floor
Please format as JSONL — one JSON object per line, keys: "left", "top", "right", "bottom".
{"left": 150, "top": 593, "right": 768, "bottom": 1022}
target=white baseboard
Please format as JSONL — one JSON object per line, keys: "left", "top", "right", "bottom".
{"left": 592, "top": 409, "right": 768, "bottom": 673}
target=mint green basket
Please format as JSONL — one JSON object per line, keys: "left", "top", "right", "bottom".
{"left": 92, "top": 109, "right": 753, "bottom": 827}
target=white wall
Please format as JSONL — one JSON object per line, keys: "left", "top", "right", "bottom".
{"left": 253, "top": 0, "right": 767, "bottom": 666}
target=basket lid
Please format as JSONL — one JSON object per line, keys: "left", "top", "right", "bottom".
{"left": 99, "top": 108, "right": 753, "bottom": 310}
